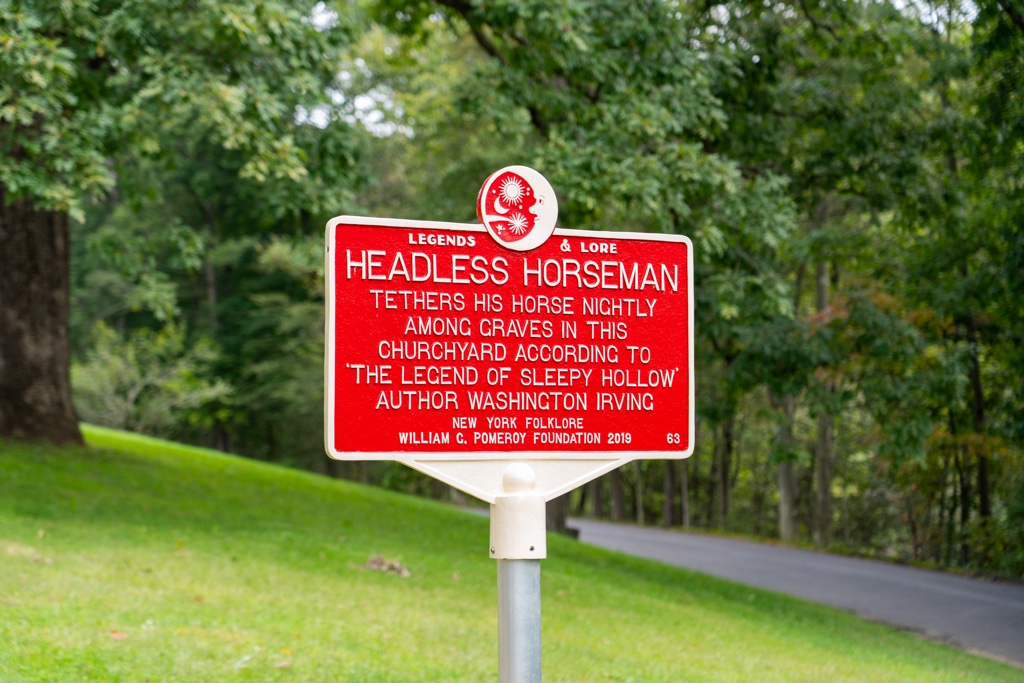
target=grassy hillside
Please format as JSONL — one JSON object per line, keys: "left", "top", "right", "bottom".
{"left": 0, "top": 426, "right": 1018, "bottom": 682}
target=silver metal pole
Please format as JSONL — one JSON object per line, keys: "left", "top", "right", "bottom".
{"left": 491, "top": 464, "right": 546, "bottom": 683}
{"left": 498, "top": 559, "right": 542, "bottom": 683}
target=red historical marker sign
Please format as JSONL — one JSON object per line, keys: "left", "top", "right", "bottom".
{"left": 325, "top": 167, "right": 693, "bottom": 502}
{"left": 326, "top": 225, "right": 693, "bottom": 449}
{"left": 326, "top": 169, "right": 695, "bottom": 682}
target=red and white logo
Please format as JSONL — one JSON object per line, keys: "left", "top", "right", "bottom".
{"left": 476, "top": 166, "right": 558, "bottom": 251}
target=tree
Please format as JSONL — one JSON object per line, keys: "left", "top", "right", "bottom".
{"left": 695, "top": 0, "right": 960, "bottom": 543}
{"left": 374, "top": 0, "right": 796, "bottom": 531}
{"left": 886, "top": 0, "right": 1024, "bottom": 564}
{"left": 72, "top": 321, "right": 231, "bottom": 436}
{"left": 0, "top": 0, "right": 358, "bottom": 444}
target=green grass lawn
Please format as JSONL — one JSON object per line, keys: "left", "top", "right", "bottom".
{"left": 1, "top": 426, "right": 1019, "bottom": 682}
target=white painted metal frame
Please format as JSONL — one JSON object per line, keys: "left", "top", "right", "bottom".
{"left": 324, "top": 215, "right": 695, "bottom": 504}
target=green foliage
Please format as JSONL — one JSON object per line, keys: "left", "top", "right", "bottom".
{"left": 17, "top": 0, "right": 368, "bottom": 465}
{"left": 72, "top": 322, "right": 231, "bottom": 437}
{"left": 373, "top": 2, "right": 800, "bottom": 494}
{"left": 50, "top": 0, "right": 1024, "bottom": 577}
{"left": 73, "top": 204, "right": 205, "bottom": 326}
{"left": 1000, "top": 462, "right": 1024, "bottom": 575}
{"left": 0, "top": 2, "right": 113, "bottom": 217}
{"left": 2, "top": 0, "right": 361, "bottom": 218}
{"left": 970, "top": 0, "right": 1024, "bottom": 446}
{"left": 352, "top": 22, "right": 533, "bottom": 222}
{"left": 203, "top": 235, "right": 327, "bottom": 468}
{"left": 344, "top": 0, "right": 1024, "bottom": 577}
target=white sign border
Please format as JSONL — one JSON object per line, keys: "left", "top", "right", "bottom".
{"left": 324, "top": 215, "right": 696, "bottom": 468}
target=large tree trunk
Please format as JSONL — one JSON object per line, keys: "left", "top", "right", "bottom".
{"left": 689, "top": 432, "right": 701, "bottom": 526}
{"left": 956, "top": 448, "right": 971, "bottom": 565}
{"left": 662, "top": 460, "right": 676, "bottom": 526}
{"left": 815, "top": 260, "right": 834, "bottom": 546}
{"left": 546, "top": 494, "right": 576, "bottom": 537}
{"left": 610, "top": 468, "right": 626, "bottom": 521}
{"left": 965, "top": 312, "right": 990, "bottom": 519}
{"left": 776, "top": 394, "right": 797, "bottom": 543}
{"left": 588, "top": 478, "right": 604, "bottom": 517}
{"left": 717, "top": 416, "right": 734, "bottom": 530}
{"left": 816, "top": 411, "right": 834, "bottom": 545}
{"left": 680, "top": 459, "right": 690, "bottom": 528}
{"left": 707, "top": 426, "right": 719, "bottom": 528}
{"left": 0, "top": 189, "right": 82, "bottom": 444}
{"left": 633, "top": 461, "right": 645, "bottom": 525}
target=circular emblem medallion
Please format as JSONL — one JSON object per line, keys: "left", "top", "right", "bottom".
{"left": 477, "top": 166, "right": 558, "bottom": 251}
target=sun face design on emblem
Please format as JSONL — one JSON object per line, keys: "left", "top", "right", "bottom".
{"left": 480, "top": 171, "right": 537, "bottom": 242}
{"left": 499, "top": 176, "right": 525, "bottom": 206}
{"left": 477, "top": 166, "right": 558, "bottom": 251}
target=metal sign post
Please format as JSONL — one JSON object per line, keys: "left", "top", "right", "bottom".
{"left": 324, "top": 166, "right": 695, "bottom": 681}
{"left": 492, "top": 463, "right": 545, "bottom": 683}
{"left": 498, "top": 559, "right": 541, "bottom": 683}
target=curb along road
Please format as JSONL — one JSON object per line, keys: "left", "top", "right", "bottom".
{"left": 569, "top": 517, "right": 1024, "bottom": 667}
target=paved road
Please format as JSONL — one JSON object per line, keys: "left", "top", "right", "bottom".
{"left": 569, "top": 518, "right": 1024, "bottom": 667}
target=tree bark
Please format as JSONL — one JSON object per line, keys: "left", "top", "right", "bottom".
{"left": 214, "top": 421, "right": 232, "bottom": 453}
{"left": 815, "top": 260, "right": 834, "bottom": 546}
{"left": 588, "top": 478, "right": 604, "bottom": 518}
{"left": 633, "top": 461, "right": 645, "bottom": 525}
{"left": 610, "top": 468, "right": 626, "bottom": 521}
{"left": 323, "top": 455, "right": 339, "bottom": 478}
{"left": 689, "top": 431, "right": 702, "bottom": 526}
{"left": 937, "top": 446, "right": 951, "bottom": 565}
{"left": 0, "top": 188, "right": 82, "bottom": 444}
{"left": 574, "top": 485, "right": 588, "bottom": 515}
{"left": 546, "top": 494, "right": 575, "bottom": 537}
{"left": 680, "top": 458, "right": 690, "bottom": 529}
{"left": 776, "top": 394, "right": 797, "bottom": 543}
{"left": 203, "top": 247, "right": 219, "bottom": 331}
{"left": 718, "top": 416, "right": 734, "bottom": 530}
{"left": 708, "top": 424, "right": 720, "bottom": 528}
{"left": 956, "top": 447, "right": 971, "bottom": 565}
{"left": 815, "top": 413, "right": 834, "bottom": 544}
{"left": 944, "top": 428, "right": 959, "bottom": 567}
{"left": 448, "top": 485, "right": 467, "bottom": 506}
{"left": 662, "top": 460, "right": 676, "bottom": 526}
{"left": 965, "top": 312, "right": 990, "bottom": 518}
